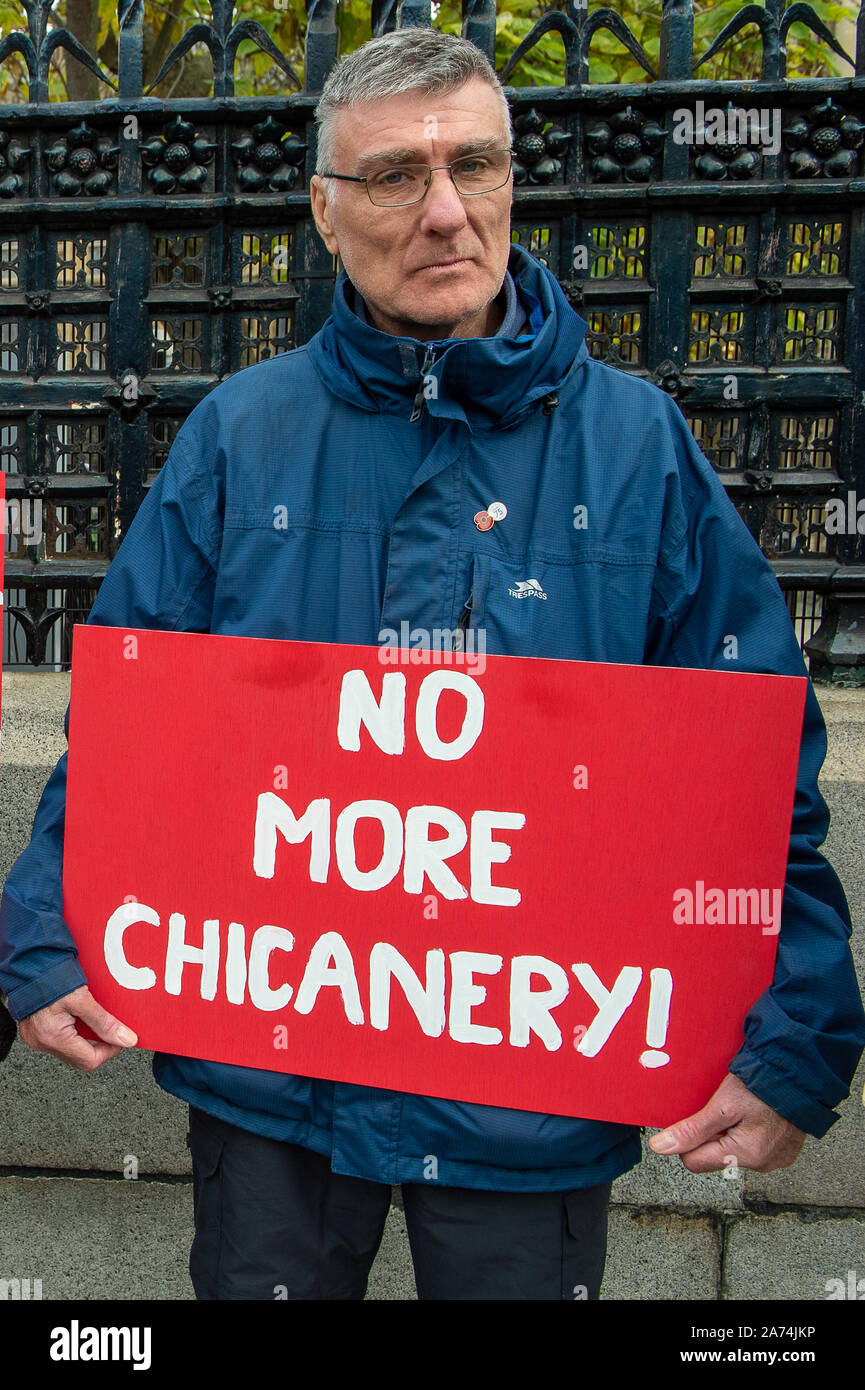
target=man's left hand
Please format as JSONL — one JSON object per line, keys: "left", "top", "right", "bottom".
{"left": 647, "top": 1072, "right": 806, "bottom": 1173}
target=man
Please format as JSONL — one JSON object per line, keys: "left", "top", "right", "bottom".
{"left": 1, "top": 29, "right": 863, "bottom": 1302}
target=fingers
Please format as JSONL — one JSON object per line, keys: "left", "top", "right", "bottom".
{"left": 678, "top": 1130, "right": 748, "bottom": 1174}
{"left": 662, "top": 1117, "right": 806, "bottom": 1174}
{"left": 18, "top": 986, "right": 137, "bottom": 1072}
{"left": 652, "top": 1112, "right": 759, "bottom": 1172}
{"left": 649, "top": 1073, "right": 748, "bottom": 1157}
{"left": 20, "top": 1013, "right": 122, "bottom": 1071}
{"left": 70, "top": 989, "right": 137, "bottom": 1048}
{"left": 679, "top": 1137, "right": 797, "bottom": 1175}
{"left": 648, "top": 1104, "right": 731, "bottom": 1157}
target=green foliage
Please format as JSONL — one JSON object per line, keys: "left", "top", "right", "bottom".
{"left": 0, "top": 0, "right": 859, "bottom": 103}
{"left": 0, "top": 0, "right": 28, "bottom": 99}
{"left": 691, "top": 0, "right": 858, "bottom": 81}
{"left": 489, "top": 0, "right": 859, "bottom": 84}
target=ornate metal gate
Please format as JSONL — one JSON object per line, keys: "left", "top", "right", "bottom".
{"left": 2, "top": 0, "right": 864, "bottom": 682}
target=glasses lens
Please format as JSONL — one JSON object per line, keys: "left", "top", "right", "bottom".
{"left": 452, "top": 150, "right": 512, "bottom": 194}
{"left": 367, "top": 164, "right": 428, "bottom": 205}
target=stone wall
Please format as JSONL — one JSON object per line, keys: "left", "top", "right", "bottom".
{"left": 1, "top": 672, "right": 863, "bottom": 1300}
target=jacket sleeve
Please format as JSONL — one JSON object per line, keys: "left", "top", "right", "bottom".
{"left": 643, "top": 396, "right": 865, "bottom": 1137}
{"left": 0, "top": 418, "right": 221, "bottom": 1021}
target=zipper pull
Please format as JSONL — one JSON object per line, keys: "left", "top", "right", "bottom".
{"left": 455, "top": 595, "right": 472, "bottom": 649}
{"left": 410, "top": 345, "right": 436, "bottom": 423}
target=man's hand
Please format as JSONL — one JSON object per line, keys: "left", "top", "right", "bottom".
{"left": 19, "top": 985, "right": 138, "bottom": 1072}
{"left": 647, "top": 1071, "right": 806, "bottom": 1173}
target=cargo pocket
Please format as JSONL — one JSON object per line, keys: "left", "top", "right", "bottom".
{"left": 562, "top": 1182, "right": 613, "bottom": 1300}
{"left": 187, "top": 1107, "right": 226, "bottom": 1298}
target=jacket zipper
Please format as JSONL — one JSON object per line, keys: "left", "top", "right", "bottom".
{"left": 410, "top": 344, "right": 437, "bottom": 423}
{"left": 455, "top": 596, "right": 473, "bottom": 650}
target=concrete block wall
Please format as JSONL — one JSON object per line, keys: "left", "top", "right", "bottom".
{"left": 1, "top": 673, "right": 863, "bottom": 1300}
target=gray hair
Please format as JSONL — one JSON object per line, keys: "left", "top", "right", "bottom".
{"left": 314, "top": 29, "right": 512, "bottom": 201}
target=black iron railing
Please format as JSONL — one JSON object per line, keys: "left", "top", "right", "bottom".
{"left": 1, "top": 0, "right": 864, "bottom": 682}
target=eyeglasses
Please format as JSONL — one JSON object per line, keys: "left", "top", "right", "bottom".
{"left": 320, "top": 148, "right": 514, "bottom": 207}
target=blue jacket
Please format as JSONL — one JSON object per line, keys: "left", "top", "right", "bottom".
{"left": 2, "top": 243, "right": 863, "bottom": 1192}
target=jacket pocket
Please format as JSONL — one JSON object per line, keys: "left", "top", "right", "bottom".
{"left": 466, "top": 548, "right": 654, "bottom": 664}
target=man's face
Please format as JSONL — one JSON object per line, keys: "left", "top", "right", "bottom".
{"left": 310, "top": 77, "right": 513, "bottom": 341}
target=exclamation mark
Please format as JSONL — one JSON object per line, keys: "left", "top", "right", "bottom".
{"left": 639, "top": 968, "right": 672, "bottom": 1068}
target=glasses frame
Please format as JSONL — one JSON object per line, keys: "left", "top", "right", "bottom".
{"left": 319, "top": 148, "right": 516, "bottom": 207}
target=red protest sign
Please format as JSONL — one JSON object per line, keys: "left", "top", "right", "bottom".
{"left": 63, "top": 626, "right": 806, "bottom": 1127}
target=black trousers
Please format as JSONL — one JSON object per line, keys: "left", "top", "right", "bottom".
{"left": 187, "top": 1104, "right": 612, "bottom": 1301}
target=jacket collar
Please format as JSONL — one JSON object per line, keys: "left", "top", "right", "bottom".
{"left": 306, "top": 242, "right": 589, "bottom": 430}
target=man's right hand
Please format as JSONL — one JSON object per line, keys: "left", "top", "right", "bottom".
{"left": 19, "top": 985, "right": 138, "bottom": 1071}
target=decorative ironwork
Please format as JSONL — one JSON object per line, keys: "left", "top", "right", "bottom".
{"left": 0, "top": 0, "right": 116, "bottom": 104}
{"left": 0, "top": 0, "right": 863, "bottom": 684}
{"left": 512, "top": 108, "right": 571, "bottom": 185}
{"left": 144, "top": 0, "right": 302, "bottom": 99}
{"left": 783, "top": 218, "right": 846, "bottom": 275}
{"left": 500, "top": 2, "right": 656, "bottom": 86}
{"left": 654, "top": 359, "right": 696, "bottom": 399}
{"left": 140, "top": 117, "right": 216, "bottom": 194}
{"left": 231, "top": 117, "right": 307, "bottom": 193}
{"left": 0, "top": 130, "right": 31, "bottom": 198}
{"left": 693, "top": 0, "right": 854, "bottom": 78}
{"left": 783, "top": 99, "right": 865, "bottom": 177}
{"left": 586, "top": 105, "right": 666, "bottom": 182}
{"left": 690, "top": 103, "right": 763, "bottom": 180}
{"left": 693, "top": 222, "right": 752, "bottom": 278}
{"left": 587, "top": 308, "right": 644, "bottom": 366}
{"left": 44, "top": 121, "right": 119, "bottom": 197}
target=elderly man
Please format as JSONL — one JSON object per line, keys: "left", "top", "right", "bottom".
{"left": 1, "top": 28, "right": 863, "bottom": 1303}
